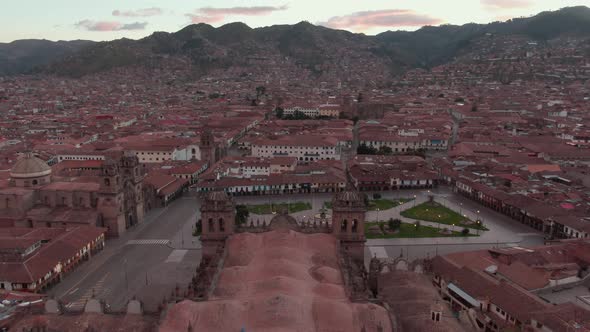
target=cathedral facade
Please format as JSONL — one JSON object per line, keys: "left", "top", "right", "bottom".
{"left": 198, "top": 188, "right": 369, "bottom": 262}
{"left": 0, "top": 152, "right": 152, "bottom": 237}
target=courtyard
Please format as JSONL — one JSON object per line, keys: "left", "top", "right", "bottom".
{"left": 245, "top": 201, "right": 312, "bottom": 214}
{"left": 235, "top": 188, "right": 546, "bottom": 260}
{"left": 401, "top": 201, "right": 488, "bottom": 230}
{"left": 324, "top": 198, "right": 411, "bottom": 211}
{"left": 365, "top": 221, "right": 475, "bottom": 239}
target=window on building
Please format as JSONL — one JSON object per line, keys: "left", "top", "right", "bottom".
{"left": 208, "top": 218, "right": 214, "bottom": 232}
{"left": 341, "top": 219, "right": 348, "bottom": 231}
{"left": 219, "top": 218, "right": 225, "bottom": 232}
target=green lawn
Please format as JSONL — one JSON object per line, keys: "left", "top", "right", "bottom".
{"left": 401, "top": 201, "right": 487, "bottom": 230}
{"left": 324, "top": 198, "right": 412, "bottom": 211}
{"left": 368, "top": 198, "right": 411, "bottom": 211}
{"left": 246, "top": 202, "right": 312, "bottom": 215}
{"left": 365, "top": 222, "right": 476, "bottom": 239}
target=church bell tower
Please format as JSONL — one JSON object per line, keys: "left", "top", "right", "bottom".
{"left": 200, "top": 191, "right": 235, "bottom": 257}
{"left": 331, "top": 189, "right": 368, "bottom": 262}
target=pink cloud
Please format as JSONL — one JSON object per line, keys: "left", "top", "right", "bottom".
{"left": 185, "top": 14, "right": 226, "bottom": 24}
{"left": 186, "top": 5, "right": 287, "bottom": 24}
{"left": 481, "top": 0, "right": 533, "bottom": 9}
{"left": 112, "top": 7, "right": 164, "bottom": 17}
{"left": 199, "top": 5, "right": 288, "bottom": 16}
{"left": 75, "top": 20, "right": 148, "bottom": 31}
{"left": 319, "top": 9, "right": 443, "bottom": 30}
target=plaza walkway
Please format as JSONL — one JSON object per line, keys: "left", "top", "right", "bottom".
{"left": 237, "top": 188, "right": 545, "bottom": 249}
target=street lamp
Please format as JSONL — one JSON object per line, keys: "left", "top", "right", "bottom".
{"left": 376, "top": 208, "right": 380, "bottom": 223}
{"left": 123, "top": 258, "right": 129, "bottom": 295}
{"left": 413, "top": 195, "right": 417, "bottom": 207}
{"left": 459, "top": 202, "right": 463, "bottom": 215}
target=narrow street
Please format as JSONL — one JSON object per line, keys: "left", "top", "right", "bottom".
{"left": 48, "top": 197, "right": 201, "bottom": 312}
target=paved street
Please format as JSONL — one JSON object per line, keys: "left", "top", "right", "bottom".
{"left": 48, "top": 196, "right": 201, "bottom": 312}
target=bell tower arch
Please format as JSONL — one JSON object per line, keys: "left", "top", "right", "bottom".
{"left": 200, "top": 129, "right": 217, "bottom": 166}
{"left": 331, "top": 189, "right": 367, "bottom": 262}
{"left": 200, "top": 191, "right": 235, "bottom": 257}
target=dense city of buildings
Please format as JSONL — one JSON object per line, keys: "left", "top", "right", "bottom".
{"left": 1, "top": 9, "right": 590, "bottom": 331}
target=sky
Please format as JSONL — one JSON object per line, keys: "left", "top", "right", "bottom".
{"left": 1, "top": 0, "right": 588, "bottom": 42}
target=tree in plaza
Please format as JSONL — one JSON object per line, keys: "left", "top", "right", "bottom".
{"left": 235, "top": 205, "right": 250, "bottom": 226}
{"left": 388, "top": 218, "right": 401, "bottom": 231}
{"left": 462, "top": 228, "right": 470, "bottom": 236}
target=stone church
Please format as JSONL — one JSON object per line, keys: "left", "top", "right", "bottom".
{"left": 158, "top": 189, "right": 391, "bottom": 331}
{"left": 0, "top": 152, "right": 154, "bottom": 237}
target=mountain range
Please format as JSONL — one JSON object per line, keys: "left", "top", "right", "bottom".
{"left": 1, "top": 6, "right": 590, "bottom": 78}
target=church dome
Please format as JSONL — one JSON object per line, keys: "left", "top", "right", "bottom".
{"left": 10, "top": 153, "right": 51, "bottom": 179}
